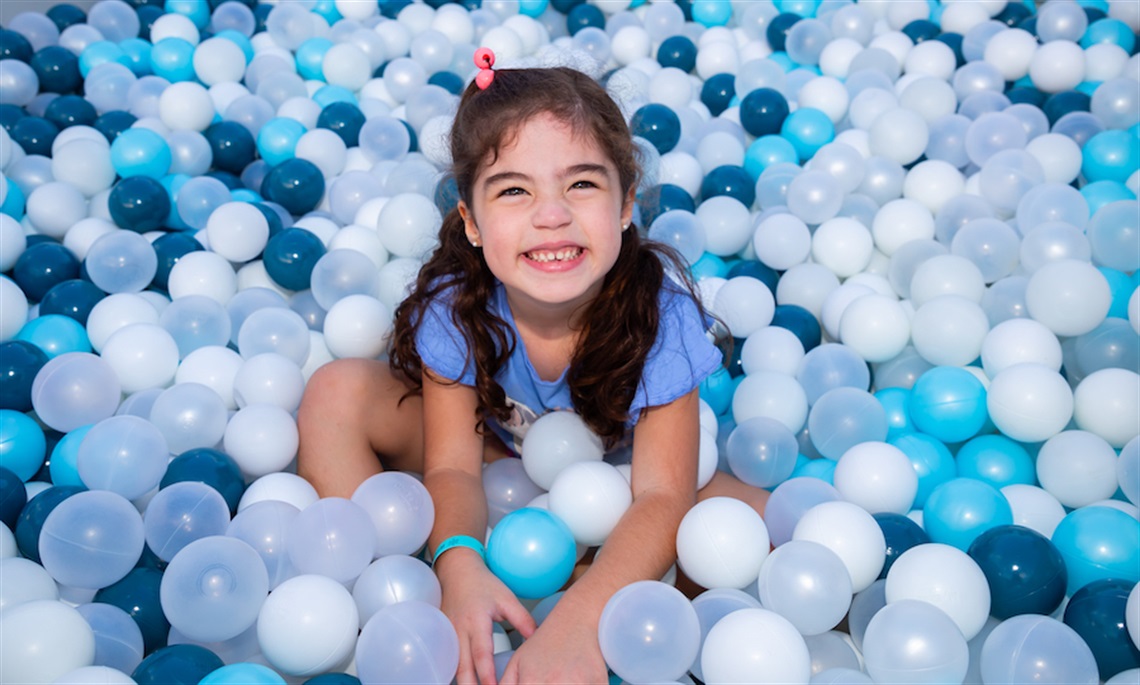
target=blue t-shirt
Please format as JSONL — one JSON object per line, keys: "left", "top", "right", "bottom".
{"left": 415, "top": 279, "right": 723, "bottom": 453}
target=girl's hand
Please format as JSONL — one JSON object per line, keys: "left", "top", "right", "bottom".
{"left": 499, "top": 608, "right": 609, "bottom": 685}
{"left": 437, "top": 550, "right": 537, "bottom": 685}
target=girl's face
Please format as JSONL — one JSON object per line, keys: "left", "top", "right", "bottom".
{"left": 458, "top": 112, "right": 634, "bottom": 320}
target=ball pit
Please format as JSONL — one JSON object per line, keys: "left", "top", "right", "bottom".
{"left": 1, "top": 0, "right": 1138, "bottom": 682}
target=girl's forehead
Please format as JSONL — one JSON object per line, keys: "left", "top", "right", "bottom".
{"left": 478, "top": 113, "right": 609, "bottom": 171}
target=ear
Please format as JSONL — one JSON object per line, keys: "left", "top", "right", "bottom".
{"left": 620, "top": 185, "right": 636, "bottom": 230}
{"left": 458, "top": 200, "right": 481, "bottom": 245}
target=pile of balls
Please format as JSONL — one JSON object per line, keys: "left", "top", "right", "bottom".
{"left": 0, "top": 0, "right": 1138, "bottom": 683}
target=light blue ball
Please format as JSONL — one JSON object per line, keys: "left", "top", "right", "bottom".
{"left": 0, "top": 409, "right": 47, "bottom": 481}
{"left": 889, "top": 431, "right": 955, "bottom": 509}
{"left": 200, "top": 663, "right": 285, "bottom": 685}
{"left": 49, "top": 425, "right": 92, "bottom": 488}
{"left": 691, "top": 0, "right": 733, "bottom": 27}
{"left": 954, "top": 434, "right": 1034, "bottom": 490}
{"left": 149, "top": 37, "right": 196, "bottom": 82}
{"left": 1052, "top": 506, "right": 1140, "bottom": 595}
{"left": 111, "top": 128, "right": 173, "bottom": 179}
{"left": 691, "top": 252, "right": 728, "bottom": 280}
{"left": 257, "top": 117, "right": 307, "bottom": 168}
{"left": 908, "top": 366, "right": 988, "bottom": 444}
{"left": 519, "top": 0, "right": 549, "bottom": 17}
{"left": 1079, "top": 180, "right": 1135, "bottom": 214}
{"left": 780, "top": 107, "right": 835, "bottom": 161}
{"left": 791, "top": 456, "right": 836, "bottom": 483}
{"left": 874, "top": 387, "right": 913, "bottom": 441}
{"left": 923, "top": 477, "right": 1013, "bottom": 551}
{"left": 745, "top": 135, "right": 799, "bottom": 181}
{"left": 165, "top": 0, "right": 210, "bottom": 28}
{"left": 1082, "top": 130, "right": 1140, "bottom": 184}
{"left": 699, "top": 365, "right": 735, "bottom": 416}
{"left": 15, "top": 314, "right": 92, "bottom": 358}
{"left": 487, "top": 507, "right": 577, "bottom": 600}
{"left": 118, "top": 38, "right": 153, "bottom": 77}
{"left": 79, "top": 41, "right": 128, "bottom": 77}
{"left": 213, "top": 30, "right": 254, "bottom": 63}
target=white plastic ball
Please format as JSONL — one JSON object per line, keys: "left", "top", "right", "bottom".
{"left": 258, "top": 574, "right": 359, "bottom": 677}
{"left": 295, "top": 128, "right": 348, "bottom": 179}
{"left": 167, "top": 251, "right": 238, "bottom": 305}
{"left": 910, "top": 295, "right": 990, "bottom": 367}
{"left": 1025, "top": 133, "right": 1083, "bottom": 185}
{"left": 1073, "top": 368, "right": 1140, "bottom": 449}
{"left": 25, "top": 181, "right": 88, "bottom": 240}
{"left": 980, "top": 318, "right": 1063, "bottom": 378}
{"left": 548, "top": 461, "right": 631, "bottom": 547}
{"left": 774, "top": 263, "right": 840, "bottom": 320}
{"left": 0, "top": 276, "right": 28, "bottom": 341}
{"left": 1000, "top": 484, "right": 1067, "bottom": 539}
{"left": 206, "top": 202, "right": 269, "bottom": 264}
{"left": 223, "top": 404, "right": 299, "bottom": 479}
{"left": 987, "top": 363, "right": 1073, "bottom": 443}
{"left": 100, "top": 323, "right": 180, "bottom": 393}
{"left": 833, "top": 441, "right": 918, "bottom": 515}
{"left": 1028, "top": 40, "right": 1085, "bottom": 93}
{"left": 321, "top": 294, "right": 391, "bottom": 360}
{"left": 697, "top": 196, "right": 752, "bottom": 257}
{"left": 676, "top": 497, "right": 770, "bottom": 591}
{"left": 0, "top": 600, "right": 96, "bottom": 685}
{"left": 520, "top": 411, "right": 604, "bottom": 490}
{"left": 811, "top": 217, "right": 873, "bottom": 278}
{"left": 868, "top": 108, "right": 929, "bottom": 166}
{"left": 1036, "top": 430, "right": 1120, "bottom": 509}
{"left": 752, "top": 213, "right": 812, "bottom": 271}
{"left": 909, "top": 254, "right": 986, "bottom": 307}
{"left": 713, "top": 276, "right": 775, "bottom": 339}
{"left": 741, "top": 326, "right": 805, "bottom": 376}
{"left": 838, "top": 294, "right": 911, "bottom": 364}
{"left": 872, "top": 199, "right": 935, "bottom": 256}
{"left": 793, "top": 500, "right": 886, "bottom": 593}
{"left": 193, "top": 37, "right": 247, "bottom": 86}
{"left": 701, "top": 608, "right": 811, "bottom": 685}
{"left": 885, "top": 542, "right": 991, "bottom": 640}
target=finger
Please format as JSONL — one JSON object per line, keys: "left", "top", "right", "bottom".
{"left": 454, "top": 633, "right": 479, "bottom": 685}
{"left": 471, "top": 628, "right": 499, "bottom": 685}
{"left": 501, "top": 598, "right": 537, "bottom": 639}
{"left": 498, "top": 651, "right": 520, "bottom": 685}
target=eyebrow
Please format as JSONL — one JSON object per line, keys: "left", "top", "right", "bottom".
{"left": 481, "top": 163, "right": 612, "bottom": 188}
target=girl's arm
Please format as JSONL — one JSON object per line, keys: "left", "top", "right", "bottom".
{"left": 501, "top": 388, "right": 702, "bottom": 684}
{"left": 421, "top": 370, "right": 537, "bottom": 685}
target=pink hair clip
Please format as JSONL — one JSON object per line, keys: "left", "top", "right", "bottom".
{"left": 474, "top": 47, "right": 495, "bottom": 90}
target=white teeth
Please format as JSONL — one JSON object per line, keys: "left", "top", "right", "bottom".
{"left": 528, "top": 248, "right": 581, "bottom": 262}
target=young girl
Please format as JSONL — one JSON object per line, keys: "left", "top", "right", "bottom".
{"left": 298, "top": 57, "right": 767, "bottom": 684}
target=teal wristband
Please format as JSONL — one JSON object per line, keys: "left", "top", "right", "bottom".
{"left": 432, "top": 535, "right": 485, "bottom": 566}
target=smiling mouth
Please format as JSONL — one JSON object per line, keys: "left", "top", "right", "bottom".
{"left": 525, "top": 247, "right": 583, "bottom": 263}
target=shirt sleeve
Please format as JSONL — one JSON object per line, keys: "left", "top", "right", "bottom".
{"left": 629, "top": 282, "right": 724, "bottom": 418}
{"left": 414, "top": 291, "right": 477, "bottom": 386}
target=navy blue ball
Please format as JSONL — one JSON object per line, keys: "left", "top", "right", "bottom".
{"left": 739, "top": 87, "right": 790, "bottom": 138}
{"left": 136, "top": 4, "right": 166, "bottom": 42}
{"left": 151, "top": 232, "right": 204, "bottom": 292}
{"left": 252, "top": 202, "right": 284, "bottom": 238}
{"left": 12, "top": 241, "right": 81, "bottom": 303}
{"left": 630, "top": 103, "right": 681, "bottom": 155}
{"left": 428, "top": 70, "right": 465, "bottom": 95}
{"left": 726, "top": 336, "right": 746, "bottom": 378}
{"left": 434, "top": 174, "right": 460, "bottom": 217}
{"left": 1043, "top": 90, "right": 1091, "bottom": 126}
{"left": 11, "top": 116, "right": 60, "bottom": 157}
{"left": 657, "top": 35, "right": 697, "bottom": 73}
{"left": 203, "top": 120, "right": 256, "bottom": 175}
{"left": 132, "top": 644, "right": 224, "bottom": 685}
{"left": 551, "top": 0, "right": 584, "bottom": 14}
{"left": 902, "top": 19, "right": 941, "bottom": 44}
{"left": 0, "top": 340, "right": 49, "bottom": 412}
{"left": 317, "top": 101, "right": 367, "bottom": 147}
{"left": 766, "top": 12, "right": 801, "bottom": 52}
{"left": 15, "top": 485, "right": 85, "bottom": 564}
{"left": 379, "top": 0, "right": 414, "bottom": 18}
{"left": 0, "top": 29, "right": 33, "bottom": 62}
{"left": 39, "top": 279, "right": 105, "bottom": 326}
{"left": 638, "top": 183, "right": 695, "bottom": 228}
{"left": 1017, "top": 15, "right": 1038, "bottom": 36}
{"left": 0, "top": 466, "right": 27, "bottom": 531}
{"left": 772, "top": 304, "right": 821, "bottom": 351}
{"left": 1083, "top": 7, "right": 1107, "bottom": 23}
{"left": 161, "top": 448, "right": 245, "bottom": 515}
{"left": 93, "top": 110, "right": 138, "bottom": 143}
{"left": 304, "top": 675, "right": 361, "bottom": 685}
{"left": 1006, "top": 87, "right": 1047, "bottom": 107}
{"left": 0, "top": 104, "right": 25, "bottom": 133}
{"left": 263, "top": 227, "right": 327, "bottom": 292}
{"left": 700, "top": 73, "right": 736, "bottom": 117}
{"left": 205, "top": 170, "right": 243, "bottom": 191}
{"left": 30, "top": 46, "right": 82, "bottom": 94}
{"left": 567, "top": 3, "right": 605, "bottom": 35}
{"left": 874, "top": 512, "right": 931, "bottom": 579}
{"left": 1064, "top": 578, "right": 1140, "bottom": 681}
{"left": 261, "top": 158, "right": 326, "bottom": 216}
{"left": 995, "top": 2, "right": 1032, "bottom": 27}
{"left": 700, "top": 165, "right": 755, "bottom": 207}
{"left": 46, "top": 4, "right": 88, "bottom": 30}
{"left": 968, "top": 524, "right": 1067, "bottom": 620}
{"left": 108, "top": 176, "right": 172, "bottom": 233}
{"left": 95, "top": 567, "right": 170, "bottom": 655}
{"left": 44, "top": 94, "right": 98, "bottom": 129}
{"left": 727, "top": 259, "right": 779, "bottom": 296}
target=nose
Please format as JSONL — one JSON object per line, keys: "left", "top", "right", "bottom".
{"left": 532, "top": 196, "right": 572, "bottom": 230}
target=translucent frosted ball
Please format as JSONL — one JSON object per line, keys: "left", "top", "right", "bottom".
{"left": 352, "top": 555, "right": 441, "bottom": 630}
{"left": 868, "top": 108, "right": 929, "bottom": 166}
{"left": 756, "top": 539, "right": 852, "bottom": 636}
{"left": 31, "top": 352, "right": 122, "bottom": 432}
{"left": 148, "top": 382, "right": 229, "bottom": 454}
{"left": 40, "top": 490, "right": 144, "bottom": 590}
{"left": 598, "top": 580, "right": 700, "bottom": 684}
{"left": 862, "top": 599, "right": 969, "bottom": 685}
{"left": 77, "top": 414, "right": 169, "bottom": 500}
{"left": 979, "top": 615, "right": 1098, "bottom": 685}
{"left": 649, "top": 210, "right": 706, "bottom": 265}
{"left": 351, "top": 471, "right": 435, "bottom": 558}
{"left": 787, "top": 169, "right": 844, "bottom": 225}
{"left": 84, "top": 230, "right": 158, "bottom": 294}
{"left": 144, "top": 481, "right": 231, "bottom": 562}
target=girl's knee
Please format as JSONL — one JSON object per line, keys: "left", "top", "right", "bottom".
{"left": 300, "top": 359, "right": 384, "bottom": 419}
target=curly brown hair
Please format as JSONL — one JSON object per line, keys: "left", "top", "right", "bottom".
{"left": 388, "top": 66, "right": 706, "bottom": 448}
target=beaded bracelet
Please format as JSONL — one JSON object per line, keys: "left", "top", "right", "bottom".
{"left": 431, "top": 535, "right": 485, "bottom": 567}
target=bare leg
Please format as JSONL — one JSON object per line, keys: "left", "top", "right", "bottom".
{"left": 699, "top": 470, "right": 770, "bottom": 517}
{"left": 297, "top": 358, "right": 425, "bottom": 499}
